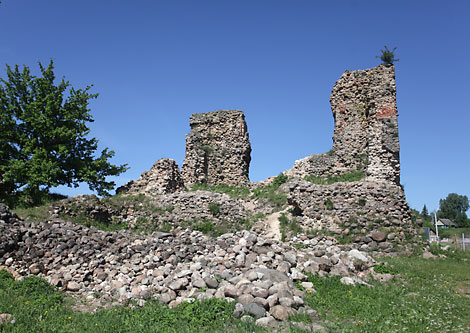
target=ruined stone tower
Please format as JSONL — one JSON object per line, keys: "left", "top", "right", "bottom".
{"left": 287, "top": 64, "right": 401, "bottom": 185}
{"left": 181, "top": 110, "right": 251, "bottom": 187}
{"left": 331, "top": 64, "right": 400, "bottom": 185}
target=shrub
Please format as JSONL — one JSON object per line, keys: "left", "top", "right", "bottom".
{"left": 272, "top": 173, "right": 288, "bottom": 187}
{"left": 193, "top": 220, "right": 214, "bottom": 234}
{"left": 208, "top": 203, "right": 220, "bottom": 216}
{"left": 325, "top": 199, "right": 334, "bottom": 210}
{"left": 376, "top": 46, "right": 399, "bottom": 65}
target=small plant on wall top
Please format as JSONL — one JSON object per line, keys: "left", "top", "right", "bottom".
{"left": 377, "top": 46, "right": 399, "bottom": 65}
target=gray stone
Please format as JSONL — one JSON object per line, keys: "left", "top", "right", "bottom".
{"left": 279, "top": 297, "right": 294, "bottom": 308}
{"left": 169, "top": 279, "right": 185, "bottom": 290}
{"left": 204, "top": 277, "right": 219, "bottom": 289}
{"left": 192, "top": 278, "right": 206, "bottom": 289}
{"left": 255, "top": 316, "right": 277, "bottom": 328}
{"left": 251, "top": 287, "right": 269, "bottom": 299}
{"left": 244, "top": 302, "right": 266, "bottom": 319}
{"left": 371, "top": 231, "right": 386, "bottom": 242}
{"left": 224, "top": 284, "right": 241, "bottom": 298}
{"left": 253, "top": 297, "right": 269, "bottom": 309}
{"left": 347, "top": 249, "right": 369, "bottom": 263}
{"left": 233, "top": 303, "right": 245, "bottom": 318}
{"left": 340, "top": 277, "right": 355, "bottom": 285}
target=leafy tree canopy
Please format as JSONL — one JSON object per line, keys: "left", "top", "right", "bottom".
{"left": 437, "top": 193, "right": 469, "bottom": 227}
{"left": 0, "top": 60, "right": 128, "bottom": 206}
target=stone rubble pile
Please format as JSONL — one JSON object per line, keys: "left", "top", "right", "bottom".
{"left": 1, "top": 204, "right": 384, "bottom": 325}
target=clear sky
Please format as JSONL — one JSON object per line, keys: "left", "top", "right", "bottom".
{"left": 1, "top": 0, "right": 469, "bottom": 214}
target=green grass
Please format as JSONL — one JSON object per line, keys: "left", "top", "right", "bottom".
{"left": 13, "top": 204, "right": 51, "bottom": 223}
{"left": 56, "top": 213, "right": 128, "bottom": 232}
{"left": 192, "top": 174, "right": 288, "bottom": 210}
{"left": 305, "top": 170, "right": 365, "bottom": 185}
{"left": 302, "top": 250, "right": 470, "bottom": 332}
{"left": 14, "top": 203, "right": 127, "bottom": 232}
{"left": 251, "top": 174, "right": 288, "bottom": 209}
{"left": 279, "top": 213, "right": 302, "bottom": 241}
{"left": 191, "top": 183, "right": 251, "bottom": 199}
{"left": 0, "top": 269, "right": 263, "bottom": 332}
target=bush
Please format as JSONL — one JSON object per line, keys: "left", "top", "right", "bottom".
{"left": 325, "top": 199, "right": 334, "bottom": 210}
{"left": 272, "top": 173, "right": 288, "bottom": 187}
{"left": 376, "top": 46, "right": 399, "bottom": 65}
{"left": 208, "top": 203, "right": 220, "bottom": 216}
{"left": 193, "top": 220, "right": 214, "bottom": 234}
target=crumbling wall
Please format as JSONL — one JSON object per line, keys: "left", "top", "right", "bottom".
{"left": 286, "top": 179, "right": 418, "bottom": 252}
{"left": 181, "top": 110, "right": 251, "bottom": 187}
{"left": 116, "top": 158, "right": 184, "bottom": 196}
{"left": 331, "top": 64, "right": 400, "bottom": 184}
{"left": 287, "top": 65, "right": 400, "bottom": 185}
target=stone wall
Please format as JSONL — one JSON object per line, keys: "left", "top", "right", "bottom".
{"left": 285, "top": 179, "right": 418, "bottom": 252}
{"left": 287, "top": 64, "right": 400, "bottom": 185}
{"left": 181, "top": 110, "right": 251, "bottom": 187}
{"left": 51, "top": 191, "right": 249, "bottom": 233}
{"left": 116, "top": 158, "right": 184, "bottom": 196}
{"left": 285, "top": 154, "right": 335, "bottom": 179}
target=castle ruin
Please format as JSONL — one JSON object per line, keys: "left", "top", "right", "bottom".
{"left": 181, "top": 110, "right": 251, "bottom": 187}
{"left": 114, "top": 64, "right": 418, "bottom": 250}
{"left": 286, "top": 64, "right": 400, "bottom": 185}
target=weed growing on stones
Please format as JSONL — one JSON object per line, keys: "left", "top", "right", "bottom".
{"left": 208, "top": 203, "right": 220, "bottom": 216}
{"left": 325, "top": 199, "right": 334, "bottom": 210}
{"left": 305, "top": 171, "right": 365, "bottom": 185}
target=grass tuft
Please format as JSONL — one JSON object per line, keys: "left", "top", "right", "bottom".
{"left": 305, "top": 170, "right": 365, "bottom": 185}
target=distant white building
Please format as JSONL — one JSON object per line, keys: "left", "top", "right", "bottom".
{"left": 436, "top": 218, "right": 458, "bottom": 229}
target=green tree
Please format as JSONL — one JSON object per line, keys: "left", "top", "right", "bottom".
{"left": 437, "top": 193, "right": 469, "bottom": 227}
{"left": 421, "top": 204, "right": 430, "bottom": 221}
{"left": 376, "top": 46, "right": 399, "bottom": 65}
{"left": 0, "top": 60, "right": 128, "bottom": 206}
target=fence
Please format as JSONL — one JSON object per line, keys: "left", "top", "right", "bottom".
{"left": 456, "top": 238, "right": 470, "bottom": 251}
{"left": 424, "top": 228, "right": 470, "bottom": 250}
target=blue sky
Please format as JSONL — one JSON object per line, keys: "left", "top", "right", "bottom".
{"left": 1, "top": 0, "right": 469, "bottom": 213}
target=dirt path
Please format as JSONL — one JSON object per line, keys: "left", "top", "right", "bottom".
{"left": 263, "top": 208, "right": 289, "bottom": 241}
